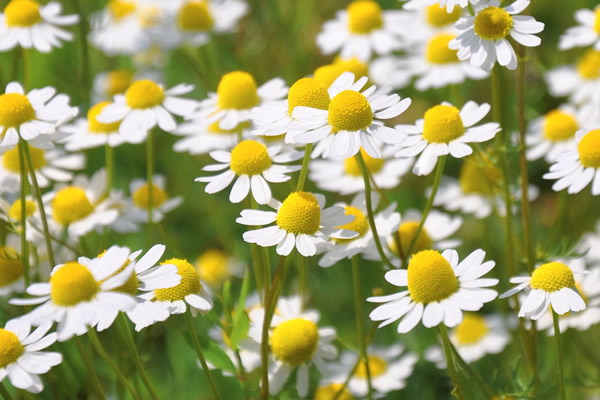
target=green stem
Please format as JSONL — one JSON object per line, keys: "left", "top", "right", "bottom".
{"left": 105, "top": 144, "right": 114, "bottom": 198}
{"left": 355, "top": 152, "right": 395, "bottom": 270}
{"left": 295, "top": 143, "right": 313, "bottom": 192}
{"left": 0, "top": 383, "right": 11, "bottom": 400}
{"left": 450, "top": 343, "right": 494, "bottom": 398}
{"left": 351, "top": 256, "right": 372, "bottom": 400}
{"left": 439, "top": 325, "right": 464, "bottom": 400}
{"left": 146, "top": 130, "right": 154, "bottom": 247}
{"left": 183, "top": 311, "right": 222, "bottom": 400}
{"left": 401, "top": 155, "right": 447, "bottom": 269}
{"left": 22, "top": 140, "right": 55, "bottom": 267}
{"left": 68, "top": 0, "right": 90, "bottom": 107}
{"left": 552, "top": 311, "right": 567, "bottom": 400}
{"left": 17, "top": 142, "right": 30, "bottom": 287}
{"left": 297, "top": 252, "right": 307, "bottom": 305}
{"left": 74, "top": 336, "right": 106, "bottom": 400}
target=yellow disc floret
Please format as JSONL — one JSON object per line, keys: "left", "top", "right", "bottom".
{"left": 88, "top": 102, "right": 122, "bottom": 133}
{"left": 458, "top": 158, "right": 501, "bottom": 195}
{"left": 105, "top": 69, "right": 133, "bottom": 97}
{"left": 347, "top": 0, "right": 383, "bottom": 34}
{"left": 355, "top": 355, "right": 387, "bottom": 378}
{"left": 177, "top": 1, "right": 214, "bottom": 31}
{"left": 543, "top": 109, "right": 578, "bottom": 142}
{"left": 426, "top": 4, "right": 462, "bottom": 27}
{"left": 0, "top": 247, "right": 23, "bottom": 286}
{"left": 314, "top": 383, "right": 353, "bottom": 400}
{"left": 407, "top": 250, "right": 458, "bottom": 303}
{"left": 108, "top": 0, "right": 136, "bottom": 20}
{"left": 52, "top": 187, "right": 94, "bottom": 226}
{"left": 217, "top": 71, "right": 259, "bottom": 110}
{"left": 50, "top": 262, "right": 100, "bottom": 306}
{"left": 132, "top": 183, "right": 168, "bottom": 209}
{"left": 125, "top": 80, "right": 165, "bottom": 109}
{"left": 577, "top": 49, "right": 600, "bottom": 79}
{"left": 344, "top": 148, "right": 384, "bottom": 176}
{"left": 454, "top": 313, "right": 488, "bottom": 345}
{"left": 335, "top": 206, "right": 369, "bottom": 241}
{"left": 0, "top": 93, "right": 35, "bottom": 128}
{"left": 392, "top": 221, "right": 433, "bottom": 256}
{"left": 422, "top": 105, "right": 464, "bottom": 143}
{"left": 594, "top": 7, "right": 600, "bottom": 35}
{"left": 2, "top": 145, "right": 45, "bottom": 173}
{"left": 530, "top": 262, "right": 575, "bottom": 292}
{"left": 229, "top": 140, "right": 272, "bottom": 176}
{"left": 287, "top": 78, "right": 330, "bottom": 115}
{"left": 474, "top": 6, "right": 513, "bottom": 40}
{"left": 426, "top": 34, "right": 459, "bottom": 64}
{"left": 328, "top": 90, "right": 373, "bottom": 132}
{"left": 276, "top": 192, "right": 321, "bottom": 235}
{"left": 196, "top": 249, "right": 230, "bottom": 288}
{"left": 313, "top": 57, "right": 369, "bottom": 88}
{"left": 5, "top": 0, "right": 42, "bottom": 27}
{"left": 154, "top": 258, "right": 201, "bottom": 301}
{"left": 0, "top": 329, "right": 24, "bottom": 368}
{"left": 9, "top": 199, "right": 36, "bottom": 221}
{"left": 270, "top": 318, "right": 319, "bottom": 365}
{"left": 578, "top": 129, "right": 600, "bottom": 168}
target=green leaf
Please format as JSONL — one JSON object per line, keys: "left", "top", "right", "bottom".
{"left": 229, "top": 311, "right": 249, "bottom": 350}
{"left": 200, "top": 340, "right": 237, "bottom": 375}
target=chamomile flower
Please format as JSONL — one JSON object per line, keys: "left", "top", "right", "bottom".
{"left": 316, "top": 0, "right": 406, "bottom": 61}
{"left": 545, "top": 50, "right": 600, "bottom": 105}
{"left": 403, "top": 0, "right": 479, "bottom": 13}
{"left": 558, "top": 6, "right": 600, "bottom": 50}
{"left": 0, "top": 246, "right": 25, "bottom": 296}
{"left": 501, "top": 260, "right": 587, "bottom": 320}
{"left": 0, "top": 0, "right": 78, "bottom": 53}
{"left": 449, "top": 0, "right": 544, "bottom": 71}
{"left": 193, "top": 71, "right": 287, "bottom": 131}
{"left": 318, "top": 192, "right": 400, "bottom": 268}
{"left": 237, "top": 192, "right": 358, "bottom": 257}
{"left": 543, "top": 129, "right": 600, "bottom": 195}
{"left": 10, "top": 246, "right": 138, "bottom": 341}
{"left": 173, "top": 120, "right": 248, "bottom": 155}
{"left": 98, "top": 79, "right": 197, "bottom": 139}
{"left": 196, "top": 140, "right": 302, "bottom": 205}
{"left": 125, "top": 175, "right": 183, "bottom": 224}
{"left": 309, "top": 147, "right": 413, "bottom": 195}
{"left": 368, "top": 248, "right": 498, "bottom": 333}
{"left": 291, "top": 72, "right": 410, "bottom": 159}
{"left": 0, "top": 319, "right": 62, "bottom": 393}
{"left": 194, "top": 249, "right": 244, "bottom": 289}
{"left": 394, "top": 101, "right": 500, "bottom": 176}
{"left": 0, "top": 82, "right": 77, "bottom": 152}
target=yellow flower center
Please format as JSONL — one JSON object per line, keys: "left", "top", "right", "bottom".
{"left": 132, "top": 183, "right": 168, "bottom": 209}
{"left": 543, "top": 109, "right": 578, "bottom": 142}
{"left": 0, "top": 247, "right": 23, "bottom": 286}
{"left": 422, "top": 105, "right": 464, "bottom": 143}
{"left": 125, "top": 80, "right": 165, "bottom": 109}
{"left": 0, "top": 93, "right": 35, "bottom": 128}
{"left": 207, "top": 121, "right": 249, "bottom": 135}
{"left": 426, "top": 34, "right": 459, "bottom": 64}
{"left": 2, "top": 145, "right": 45, "bottom": 173}
{"left": 594, "top": 7, "right": 600, "bottom": 35}
{"left": 314, "top": 383, "right": 353, "bottom": 400}
{"left": 391, "top": 221, "right": 433, "bottom": 257}
{"left": 313, "top": 57, "right": 371, "bottom": 88}
{"left": 108, "top": 0, "right": 136, "bottom": 20}
{"left": 276, "top": 192, "right": 321, "bottom": 235}
{"left": 0, "top": 329, "right": 24, "bottom": 368}
{"left": 154, "top": 258, "right": 201, "bottom": 301}
{"left": 575, "top": 282, "right": 588, "bottom": 304}
{"left": 105, "top": 69, "right": 133, "bottom": 97}
{"left": 5, "top": 0, "right": 41, "bottom": 27}
{"left": 577, "top": 50, "right": 600, "bottom": 79}
{"left": 137, "top": 5, "right": 160, "bottom": 28}
{"left": 196, "top": 249, "right": 229, "bottom": 288}
{"left": 407, "top": 250, "right": 458, "bottom": 303}
{"left": 287, "top": 78, "right": 330, "bottom": 116}
{"left": 8, "top": 199, "right": 36, "bottom": 221}
{"left": 336, "top": 57, "right": 369, "bottom": 78}
{"left": 355, "top": 355, "right": 387, "bottom": 378}
{"left": 229, "top": 140, "right": 272, "bottom": 176}
{"left": 458, "top": 158, "right": 501, "bottom": 195}
{"left": 474, "top": 6, "right": 513, "bottom": 40}
{"left": 530, "top": 262, "right": 575, "bottom": 292}
{"left": 335, "top": 206, "right": 369, "bottom": 243}
{"left": 52, "top": 187, "right": 94, "bottom": 226}
{"left": 578, "top": 129, "right": 600, "bottom": 168}
{"left": 454, "top": 313, "right": 488, "bottom": 345}
{"left": 328, "top": 90, "right": 373, "bottom": 133}
{"left": 50, "top": 262, "right": 100, "bottom": 306}
{"left": 217, "top": 71, "right": 259, "bottom": 110}
{"left": 347, "top": 0, "right": 383, "bottom": 34}
{"left": 426, "top": 4, "right": 462, "bottom": 27}
{"left": 88, "top": 102, "right": 121, "bottom": 134}
{"left": 177, "top": 1, "right": 214, "bottom": 31}
{"left": 270, "top": 318, "right": 319, "bottom": 365}
{"left": 344, "top": 148, "right": 384, "bottom": 176}
{"left": 97, "top": 250, "right": 138, "bottom": 295}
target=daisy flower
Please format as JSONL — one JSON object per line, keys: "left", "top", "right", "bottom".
{"left": 0, "top": 0, "right": 78, "bottom": 53}
{"left": 500, "top": 259, "right": 587, "bottom": 320}
{"left": 172, "top": 120, "right": 248, "bottom": 155}
{"left": 193, "top": 71, "right": 287, "bottom": 131}
{"left": 196, "top": 140, "right": 302, "bottom": 205}
{"left": 403, "top": 0, "right": 479, "bottom": 13}
{"left": 98, "top": 79, "right": 197, "bottom": 140}
{"left": 124, "top": 175, "right": 183, "bottom": 224}
{"left": 394, "top": 101, "right": 500, "bottom": 176}
{"left": 309, "top": 147, "right": 413, "bottom": 195}
{"left": 318, "top": 192, "right": 400, "bottom": 268}
{"left": 558, "top": 6, "right": 600, "bottom": 50}
{"left": 368, "top": 248, "right": 498, "bottom": 333}
{"left": 316, "top": 0, "right": 406, "bottom": 61}
{"left": 0, "top": 82, "right": 77, "bottom": 152}
{"left": 543, "top": 129, "right": 600, "bottom": 195}
{"left": 236, "top": 191, "right": 358, "bottom": 257}
{"left": 449, "top": 0, "right": 544, "bottom": 71}
{"left": 336, "top": 345, "right": 418, "bottom": 397}
{"left": 194, "top": 248, "right": 244, "bottom": 290}
{"left": 0, "top": 246, "right": 25, "bottom": 296}
{"left": 545, "top": 50, "right": 600, "bottom": 106}
{"left": 0, "top": 319, "right": 62, "bottom": 393}
{"left": 10, "top": 245, "right": 138, "bottom": 341}
{"left": 291, "top": 72, "right": 410, "bottom": 159}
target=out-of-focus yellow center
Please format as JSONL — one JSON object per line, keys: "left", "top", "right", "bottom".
{"left": 426, "top": 4, "right": 462, "bottom": 27}
{"left": 108, "top": 0, "right": 136, "bottom": 20}
{"left": 97, "top": 250, "right": 138, "bottom": 295}
{"left": 594, "top": 7, "right": 600, "bottom": 34}
{"left": 335, "top": 206, "right": 369, "bottom": 242}
{"left": 355, "top": 355, "right": 387, "bottom": 378}
{"left": 344, "top": 148, "right": 384, "bottom": 176}
{"left": 577, "top": 50, "right": 600, "bottom": 79}
{"left": 52, "top": 187, "right": 94, "bottom": 226}
{"left": 458, "top": 158, "right": 501, "bottom": 195}
{"left": 154, "top": 258, "right": 202, "bottom": 301}
{"left": 422, "top": 105, "right": 464, "bottom": 143}
{"left": 0, "top": 247, "right": 23, "bottom": 286}
{"left": 105, "top": 69, "right": 133, "bottom": 97}
{"left": 125, "top": 80, "right": 165, "bottom": 109}
{"left": 313, "top": 58, "right": 368, "bottom": 88}
{"left": 0, "top": 93, "right": 35, "bottom": 128}
{"left": 88, "top": 102, "right": 122, "bottom": 134}
{"left": 543, "top": 109, "right": 578, "bottom": 142}
{"left": 50, "top": 262, "right": 100, "bottom": 306}
{"left": 0, "top": 329, "right": 24, "bottom": 368}
{"left": 454, "top": 313, "right": 488, "bottom": 345}
{"left": 328, "top": 90, "right": 373, "bottom": 132}
{"left": 5, "top": 0, "right": 41, "bottom": 27}
{"left": 390, "top": 221, "right": 433, "bottom": 257}
{"left": 276, "top": 192, "right": 321, "bottom": 235}
{"left": 196, "top": 249, "right": 230, "bottom": 288}
{"left": 407, "top": 250, "right": 458, "bottom": 303}
{"left": 530, "top": 262, "right": 575, "bottom": 292}
{"left": 314, "top": 383, "right": 353, "bottom": 400}
{"left": 578, "top": 129, "right": 600, "bottom": 168}
{"left": 2, "top": 145, "right": 45, "bottom": 173}
{"left": 177, "top": 1, "right": 214, "bottom": 31}
{"left": 132, "top": 183, "right": 168, "bottom": 209}
{"left": 287, "top": 78, "right": 330, "bottom": 115}
{"left": 229, "top": 140, "right": 272, "bottom": 176}
{"left": 474, "top": 6, "right": 513, "bottom": 40}
{"left": 9, "top": 199, "right": 36, "bottom": 221}
{"left": 347, "top": 0, "right": 383, "bottom": 34}
{"left": 270, "top": 318, "right": 319, "bottom": 365}
{"left": 217, "top": 71, "right": 259, "bottom": 110}
{"left": 426, "top": 34, "right": 459, "bottom": 64}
